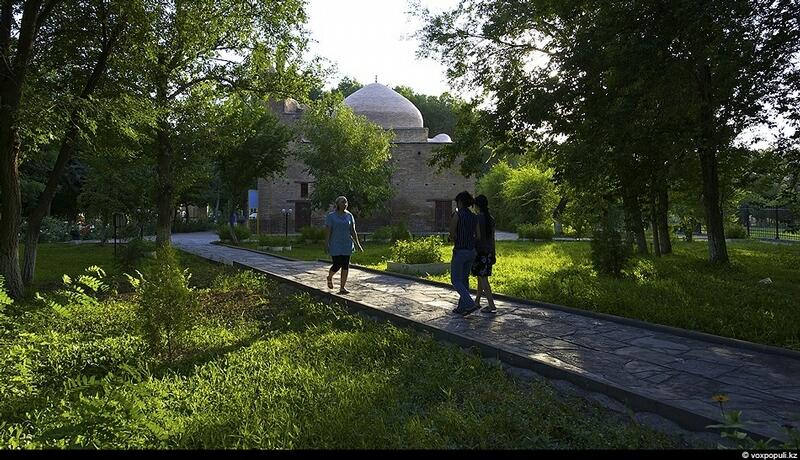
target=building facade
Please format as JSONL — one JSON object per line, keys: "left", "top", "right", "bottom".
{"left": 257, "top": 83, "right": 475, "bottom": 234}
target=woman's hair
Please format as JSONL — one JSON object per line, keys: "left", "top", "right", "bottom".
{"left": 474, "top": 194, "right": 495, "bottom": 235}
{"left": 454, "top": 191, "right": 474, "bottom": 208}
{"left": 334, "top": 196, "right": 348, "bottom": 210}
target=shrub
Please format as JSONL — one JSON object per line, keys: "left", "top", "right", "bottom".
{"left": 372, "top": 223, "right": 412, "bottom": 242}
{"left": 39, "top": 216, "right": 73, "bottom": 242}
{"left": 725, "top": 223, "right": 748, "bottom": 239}
{"left": 390, "top": 237, "right": 444, "bottom": 264}
{"left": 300, "top": 226, "right": 326, "bottom": 242}
{"left": 517, "top": 223, "right": 554, "bottom": 240}
{"left": 216, "top": 223, "right": 251, "bottom": 242}
{"left": 257, "top": 235, "right": 294, "bottom": 247}
{"left": 590, "top": 227, "right": 632, "bottom": 278}
{"left": 128, "top": 246, "right": 198, "bottom": 359}
{"left": 173, "top": 219, "right": 214, "bottom": 234}
{"left": 117, "top": 238, "right": 157, "bottom": 272}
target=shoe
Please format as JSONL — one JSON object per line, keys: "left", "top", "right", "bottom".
{"left": 327, "top": 277, "right": 334, "bottom": 289}
{"left": 338, "top": 288, "right": 350, "bottom": 295}
{"left": 481, "top": 305, "right": 497, "bottom": 313}
{"left": 459, "top": 304, "right": 480, "bottom": 316}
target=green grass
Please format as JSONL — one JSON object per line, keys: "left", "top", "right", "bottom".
{"left": 0, "top": 254, "right": 681, "bottom": 449}
{"left": 238, "top": 239, "right": 800, "bottom": 350}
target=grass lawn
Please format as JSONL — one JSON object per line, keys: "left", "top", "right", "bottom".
{"left": 0, "top": 250, "right": 680, "bottom": 448}
{"left": 237, "top": 239, "right": 800, "bottom": 350}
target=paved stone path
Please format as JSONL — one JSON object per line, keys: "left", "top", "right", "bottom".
{"left": 174, "top": 232, "right": 800, "bottom": 442}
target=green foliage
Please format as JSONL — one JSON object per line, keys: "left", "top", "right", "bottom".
{"left": 172, "top": 220, "right": 214, "bottom": 234}
{"left": 371, "top": 223, "right": 412, "bottom": 242}
{"left": 216, "top": 224, "right": 251, "bottom": 243}
{"left": 130, "top": 247, "right": 198, "bottom": 359}
{"left": 391, "top": 237, "right": 445, "bottom": 264}
{"left": 477, "top": 161, "right": 558, "bottom": 231}
{"left": 38, "top": 217, "right": 74, "bottom": 243}
{"left": 590, "top": 224, "right": 633, "bottom": 278}
{"left": 518, "top": 223, "right": 554, "bottom": 240}
{"left": 118, "top": 238, "right": 157, "bottom": 272}
{"left": 257, "top": 235, "right": 294, "bottom": 247}
{"left": 297, "top": 93, "right": 394, "bottom": 217}
{"left": 724, "top": 223, "right": 748, "bottom": 239}
{"left": 394, "top": 86, "right": 459, "bottom": 137}
{"left": 299, "top": 226, "right": 326, "bottom": 242}
{"left": 0, "top": 256, "right": 674, "bottom": 448}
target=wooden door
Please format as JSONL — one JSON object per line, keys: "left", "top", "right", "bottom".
{"left": 294, "top": 202, "right": 311, "bottom": 231}
{"left": 434, "top": 200, "right": 452, "bottom": 232}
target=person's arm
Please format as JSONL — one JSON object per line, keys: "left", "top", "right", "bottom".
{"left": 350, "top": 219, "right": 363, "bottom": 252}
{"left": 476, "top": 218, "right": 482, "bottom": 242}
{"left": 324, "top": 217, "right": 331, "bottom": 254}
{"left": 449, "top": 212, "right": 458, "bottom": 243}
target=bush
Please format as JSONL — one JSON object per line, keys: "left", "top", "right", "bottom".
{"left": 38, "top": 216, "right": 73, "bottom": 242}
{"left": 257, "top": 234, "right": 294, "bottom": 247}
{"left": 216, "top": 223, "right": 251, "bottom": 242}
{"left": 300, "top": 226, "right": 326, "bottom": 242}
{"left": 517, "top": 223, "right": 554, "bottom": 240}
{"left": 118, "top": 238, "right": 157, "bottom": 272}
{"left": 129, "top": 246, "right": 198, "bottom": 359}
{"left": 371, "top": 223, "right": 412, "bottom": 242}
{"left": 725, "top": 223, "right": 748, "bottom": 239}
{"left": 390, "top": 236, "right": 444, "bottom": 264}
{"left": 172, "top": 219, "right": 214, "bottom": 234}
{"left": 590, "top": 227, "right": 632, "bottom": 278}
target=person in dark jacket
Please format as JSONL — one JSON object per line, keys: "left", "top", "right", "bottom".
{"left": 449, "top": 191, "right": 479, "bottom": 316}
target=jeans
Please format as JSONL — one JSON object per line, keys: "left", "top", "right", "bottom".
{"left": 451, "top": 248, "right": 476, "bottom": 312}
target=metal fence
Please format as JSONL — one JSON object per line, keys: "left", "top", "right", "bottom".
{"left": 739, "top": 205, "right": 800, "bottom": 241}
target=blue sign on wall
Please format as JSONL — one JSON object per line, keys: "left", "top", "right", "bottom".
{"left": 248, "top": 190, "right": 258, "bottom": 213}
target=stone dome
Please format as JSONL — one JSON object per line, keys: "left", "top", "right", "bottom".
{"left": 344, "top": 83, "right": 424, "bottom": 129}
{"left": 428, "top": 133, "right": 452, "bottom": 143}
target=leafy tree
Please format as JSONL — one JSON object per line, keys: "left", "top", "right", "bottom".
{"left": 415, "top": 0, "right": 800, "bottom": 264}
{"left": 393, "top": 86, "right": 459, "bottom": 137}
{"left": 212, "top": 94, "right": 294, "bottom": 242}
{"left": 297, "top": 93, "right": 393, "bottom": 217}
{"left": 137, "top": 0, "right": 315, "bottom": 246}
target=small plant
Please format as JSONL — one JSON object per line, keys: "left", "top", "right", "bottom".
{"left": 216, "top": 223, "right": 251, "bottom": 243}
{"left": 707, "top": 394, "right": 800, "bottom": 449}
{"left": 372, "top": 223, "right": 412, "bottom": 242}
{"left": 257, "top": 234, "right": 294, "bottom": 247}
{"left": 390, "top": 236, "right": 444, "bottom": 264}
{"left": 128, "top": 246, "right": 198, "bottom": 360}
{"left": 518, "top": 222, "right": 555, "bottom": 240}
{"left": 299, "top": 226, "right": 325, "bottom": 242}
{"left": 724, "top": 223, "right": 748, "bottom": 239}
{"left": 117, "top": 238, "right": 157, "bottom": 271}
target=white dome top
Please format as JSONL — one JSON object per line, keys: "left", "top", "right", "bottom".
{"left": 428, "top": 133, "right": 452, "bottom": 143}
{"left": 344, "top": 83, "right": 424, "bottom": 129}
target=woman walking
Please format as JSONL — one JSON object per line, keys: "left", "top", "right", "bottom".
{"left": 472, "top": 194, "right": 497, "bottom": 313}
{"left": 325, "top": 196, "right": 363, "bottom": 294}
{"left": 450, "top": 191, "right": 479, "bottom": 316}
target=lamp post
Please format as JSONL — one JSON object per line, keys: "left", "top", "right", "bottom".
{"left": 281, "top": 208, "right": 292, "bottom": 239}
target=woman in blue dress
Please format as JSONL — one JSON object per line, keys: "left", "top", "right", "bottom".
{"left": 325, "top": 196, "right": 363, "bottom": 294}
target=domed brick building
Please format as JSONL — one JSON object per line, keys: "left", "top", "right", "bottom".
{"left": 256, "top": 83, "right": 474, "bottom": 234}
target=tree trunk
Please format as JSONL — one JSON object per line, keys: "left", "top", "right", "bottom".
{"left": 657, "top": 188, "right": 672, "bottom": 254}
{"left": 695, "top": 61, "right": 729, "bottom": 264}
{"left": 156, "top": 125, "right": 174, "bottom": 246}
{"left": 0, "top": 123, "right": 25, "bottom": 298}
{"left": 622, "top": 191, "right": 648, "bottom": 255}
{"left": 650, "top": 192, "right": 661, "bottom": 257}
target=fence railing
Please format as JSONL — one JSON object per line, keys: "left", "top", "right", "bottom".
{"left": 739, "top": 205, "right": 800, "bottom": 241}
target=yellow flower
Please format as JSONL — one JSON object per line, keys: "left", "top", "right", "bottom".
{"left": 712, "top": 394, "right": 729, "bottom": 403}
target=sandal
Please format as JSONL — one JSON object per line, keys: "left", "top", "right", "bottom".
{"left": 327, "top": 276, "right": 334, "bottom": 289}
{"left": 338, "top": 288, "right": 350, "bottom": 295}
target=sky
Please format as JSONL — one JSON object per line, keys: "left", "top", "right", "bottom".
{"left": 303, "top": 0, "right": 793, "bottom": 148}
{"left": 305, "top": 0, "right": 460, "bottom": 97}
